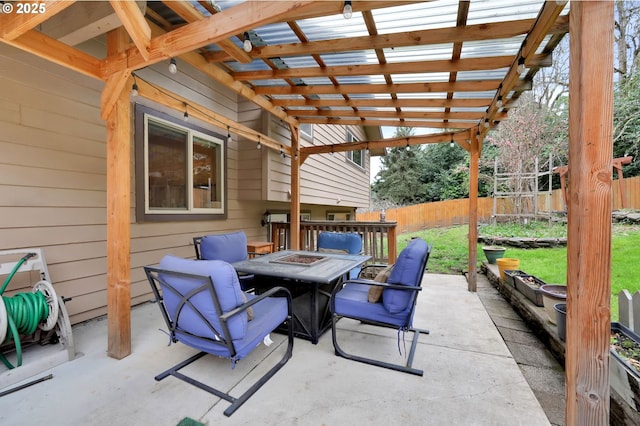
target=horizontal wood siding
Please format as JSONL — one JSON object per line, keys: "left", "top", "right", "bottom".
{"left": 268, "top": 118, "right": 371, "bottom": 207}
{"left": 0, "top": 44, "right": 328, "bottom": 325}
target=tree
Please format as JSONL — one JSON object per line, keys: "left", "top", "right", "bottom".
{"left": 371, "top": 127, "right": 429, "bottom": 205}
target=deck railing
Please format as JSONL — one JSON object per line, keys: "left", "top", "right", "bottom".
{"left": 270, "top": 221, "right": 398, "bottom": 264}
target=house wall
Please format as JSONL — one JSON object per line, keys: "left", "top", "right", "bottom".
{"left": 0, "top": 44, "right": 372, "bottom": 325}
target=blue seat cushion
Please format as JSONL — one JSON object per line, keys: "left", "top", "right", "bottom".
{"left": 334, "top": 283, "right": 411, "bottom": 328}
{"left": 200, "top": 231, "right": 248, "bottom": 263}
{"left": 159, "top": 255, "right": 247, "bottom": 343}
{"left": 178, "top": 293, "right": 288, "bottom": 361}
{"left": 382, "top": 238, "right": 428, "bottom": 314}
{"left": 318, "top": 232, "right": 363, "bottom": 279}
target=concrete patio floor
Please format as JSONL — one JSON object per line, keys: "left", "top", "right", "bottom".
{"left": 0, "top": 273, "right": 552, "bottom": 425}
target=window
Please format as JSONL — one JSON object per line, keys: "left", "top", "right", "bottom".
{"left": 300, "top": 123, "right": 313, "bottom": 140}
{"left": 345, "top": 131, "right": 365, "bottom": 168}
{"left": 135, "top": 105, "right": 226, "bottom": 221}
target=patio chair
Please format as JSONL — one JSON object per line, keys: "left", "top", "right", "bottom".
{"left": 144, "top": 255, "right": 294, "bottom": 417}
{"left": 317, "top": 231, "right": 363, "bottom": 279}
{"left": 329, "top": 237, "right": 431, "bottom": 376}
{"left": 193, "top": 231, "right": 256, "bottom": 291}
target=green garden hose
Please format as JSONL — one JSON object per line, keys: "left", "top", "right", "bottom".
{"left": 0, "top": 253, "right": 53, "bottom": 369}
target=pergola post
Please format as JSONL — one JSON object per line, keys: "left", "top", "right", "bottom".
{"left": 289, "top": 124, "right": 301, "bottom": 250}
{"left": 566, "top": 2, "right": 614, "bottom": 423}
{"left": 467, "top": 133, "right": 480, "bottom": 292}
{"left": 104, "top": 28, "right": 132, "bottom": 359}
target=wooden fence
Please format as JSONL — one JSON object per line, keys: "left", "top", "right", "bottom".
{"left": 358, "top": 175, "right": 640, "bottom": 233}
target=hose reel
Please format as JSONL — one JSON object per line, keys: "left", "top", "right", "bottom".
{"left": 0, "top": 249, "right": 73, "bottom": 378}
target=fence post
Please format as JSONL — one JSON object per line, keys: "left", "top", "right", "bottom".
{"left": 618, "top": 289, "right": 632, "bottom": 329}
{"left": 634, "top": 291, "right": 640, "bottom": 332}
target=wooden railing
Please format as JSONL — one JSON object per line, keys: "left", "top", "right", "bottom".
{"left": 270, "top": 221, "right": 398, "bottom": 264}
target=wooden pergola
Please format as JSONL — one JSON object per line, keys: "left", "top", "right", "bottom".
{"left": 0, "top": 1, "right": 613, "bottom": 423}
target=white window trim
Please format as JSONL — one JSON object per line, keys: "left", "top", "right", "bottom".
{"left": 345, "top": 130, "right": 365, "bottom": 169}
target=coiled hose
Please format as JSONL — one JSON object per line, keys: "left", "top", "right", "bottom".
{"left": 0, "top": 254, "right": 51, "bottom": 369}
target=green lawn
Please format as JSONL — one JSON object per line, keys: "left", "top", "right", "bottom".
{"left": 403, "top": 223, "right": 640, "bottom": 321}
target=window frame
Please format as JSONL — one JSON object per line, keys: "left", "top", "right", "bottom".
{"left": 299, "top": 123, "right": 313, "bottom": 141}
{"left": 345, "top": 130, "right": 365, "bottom": 169}
{"left": 134, "top": 104, "right": 227, "bottom": 222}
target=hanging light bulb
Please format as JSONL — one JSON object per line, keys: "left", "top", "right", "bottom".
{"left": 227, "top": 126, "right": 232, "bottom": 143}
{"left": 450, "top": 135, "right": 454, "bottom": 148}
{"left": 405, "top": 144, "right": 410, "bottom": 151}
{"left": 517, "top": 57, "right": 526, "bottom": 74}
{"left": 496, "top": 95, "right": 503, "bottom": 108}
{"left": 169, "top": 58, "right": 177, "bottom": 74}
{"left": 484, "top": 119, "right": 490, "bottom": 128}
{"left": 243, "top": 32, "right": 253, "bottom": 53}
{"left": 343, "top": 1, "right": 353, "bottom": 19}
{"left": 131, "top": 82, "right": 138, "bottom": 97}
{"left": 280, "top": 145, "right": 285, "bottom": 158}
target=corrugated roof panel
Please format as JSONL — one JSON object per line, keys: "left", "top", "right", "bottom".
{"left": 296, "top": 11, "right": 370, "bottom": 41}
{"left": 335, "top": 75, "right": 386, "bottom": 85}
{"left": 384, "top": 44, "right": 454, "bottom": 62}
{"left": 456, "top": 70, "right": 509, "bottom": 81}
{"left": 320, "top": 51, "right": 379, "bottom": 66}
{"left": 389, "top": 73, "right": 451, "bottom": 83}
{"left": 460, "top": 38, "right": 525, "bottom": 58}
{"left": 467, "top": 0, "right": 546, "bottom": 24}
{"left": 372, "top": 1, "right": 460, "bottom": 33}
{"left": 396, "top": 93, "right": 448, "bottom": 99}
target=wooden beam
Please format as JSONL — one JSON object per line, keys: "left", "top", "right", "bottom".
{"left": 161, "top": 0, "right": 252, "bottom": 64}
{"left": 271, "top": 98, "right": 493, "bottom": 109}
{"left": 300, "top": 131, "right": 471, "bottom": 159}
{"left": 101, "top": 70, "right": 131, "bottom": 121}
{"left": 467, "top": 131, "right": 479, "bottom": 292}
{"left": 204, "top": 15, "right": 569, "bottom": 62}
{"left": 1, "top": 29, "right": 102, "bottom": 79}
{"left": 101, "top": 1, "right": 329, "bottom": 77}
{"left": 566, "top": 1, "right": 614, "bottom": 424}
{"left": 105, "top": 27, "right": 131, "bottom": 360}
{"left": 133, "top": 76, "right": 290, "bottom": 155}
{"left": 289, "top": 109, "right": 506, "bottom": 122}
{"left": 109, "top": 0, "right": 151, "bottom": 60}
{"left": 0, "top": 1, "right": 75, "bottom": 40}
{"left": 231, "top": 54, "right": 552, "bottom": 81}
{"left": 289, "top": 124, "right": 301, "bottom": 250}
{"left": 255, "top": 80, "right": 531, "bottom": 96}
{"left": 295, "top": 117, "right": 476, "bottom": 129}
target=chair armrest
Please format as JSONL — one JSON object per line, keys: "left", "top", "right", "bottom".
{"left": 220, "top": 286, "right": 292, "bottom": 321}
{"left": 345, "top": 279, "right": 423, "bottom": 292}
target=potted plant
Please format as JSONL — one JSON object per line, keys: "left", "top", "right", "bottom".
{"left": 513, "top": 274, "right": 546, "bottom": 306}
{"left": 610, "top": 322, "right": 640, "bottom": 410}
{"left": 482, "top": 246, "right": 506, "bottom": 264}
{"left": 540, "top": 284, "right": 567, "bottom": 325}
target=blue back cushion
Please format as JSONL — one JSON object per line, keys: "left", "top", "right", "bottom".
{"left": 200, "top": 231, "right": 248, "bottom": 263}
{"left": 317, "top": 232, "right": 362, "bottom": 254}
{"left": 382, "top": 238, "right": 428, "bottom": 314}
{"left": 159, "top": 255, "right": 247, "bottom": 341}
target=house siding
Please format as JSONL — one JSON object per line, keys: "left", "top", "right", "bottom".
{"left": 0, "top": 43, "right": 372, "bottom": 325}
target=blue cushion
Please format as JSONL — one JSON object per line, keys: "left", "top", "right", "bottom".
{"left": 317, "top": 232, "right": 362, "bottom": 254}
{"left": 382, "top": 238, "right": 429, "bottom": 314}
{"left": 200, "top": 231, "right": 248, "bottom": 263}
{"left": 334, "top": 283, "right": 410, "bottom": 328}
{"left": 178, "top": 294, "right": 288, "bottom": 362}
{"left": 159, "top": 255, "right": 247, "bottom": 345}
{"left": 318, "top": 232, "right": 363, "bottom": 279}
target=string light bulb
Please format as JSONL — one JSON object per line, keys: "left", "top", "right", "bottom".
{"left": 243, "top": 32, "right": 253, "bottom": 53}
{"left": 484, "top": 119, "right": 490, "bottom": 128}
{"left": 450, "top": 135, "right": 454, "bottom": 148}
{"left": 169, "top": 58, "right": 177, "bottom": 74}
{"left": 343, "top": 1, "right": 352, "bottom": 19}
{"left": 182, "top": 103, "right": 189, "bottom": 121}
{"left": 131, "top": 82, "right": 138, "bottom": 97}
{"left": 280, "top": 145, "right": 285, "bottom": 158}
{"left": 227, "top": 126, "right": 232, "bottom": 144}
{"left": 257, "top": 135, "right": 262, "bottom": 149}
{"left": 517, "top": 57, "right": 526, "bottom": 74}
{"left": 496, "top": 95, "right": 503, "bottom": 108}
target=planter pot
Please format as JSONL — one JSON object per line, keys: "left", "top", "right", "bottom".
{"left": 610, "top": 322, "right": 640, "bottom": 411}
{"left": 496, "top": 258, "right": 520, "bottom": 282}
{"left": 540, "top": 284, "right": 567, "bottom": 325}
{"left": 503, "top": 270, "right": 528, "bottom": 288}
{"left": 482, "top": 246, "right": 506, "bottom": 264}
{"left": 554, "top": 303, "right": 566, "bottom": 342}
{"left": 514, "top": 274, "right": 545, "bottom": 306}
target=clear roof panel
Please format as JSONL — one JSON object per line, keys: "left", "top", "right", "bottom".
{"left": 372, "top": 1, "right": 460, "bottom": 33}
{"left": 383, "top": 44, "right": 454, "bottom": 63}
